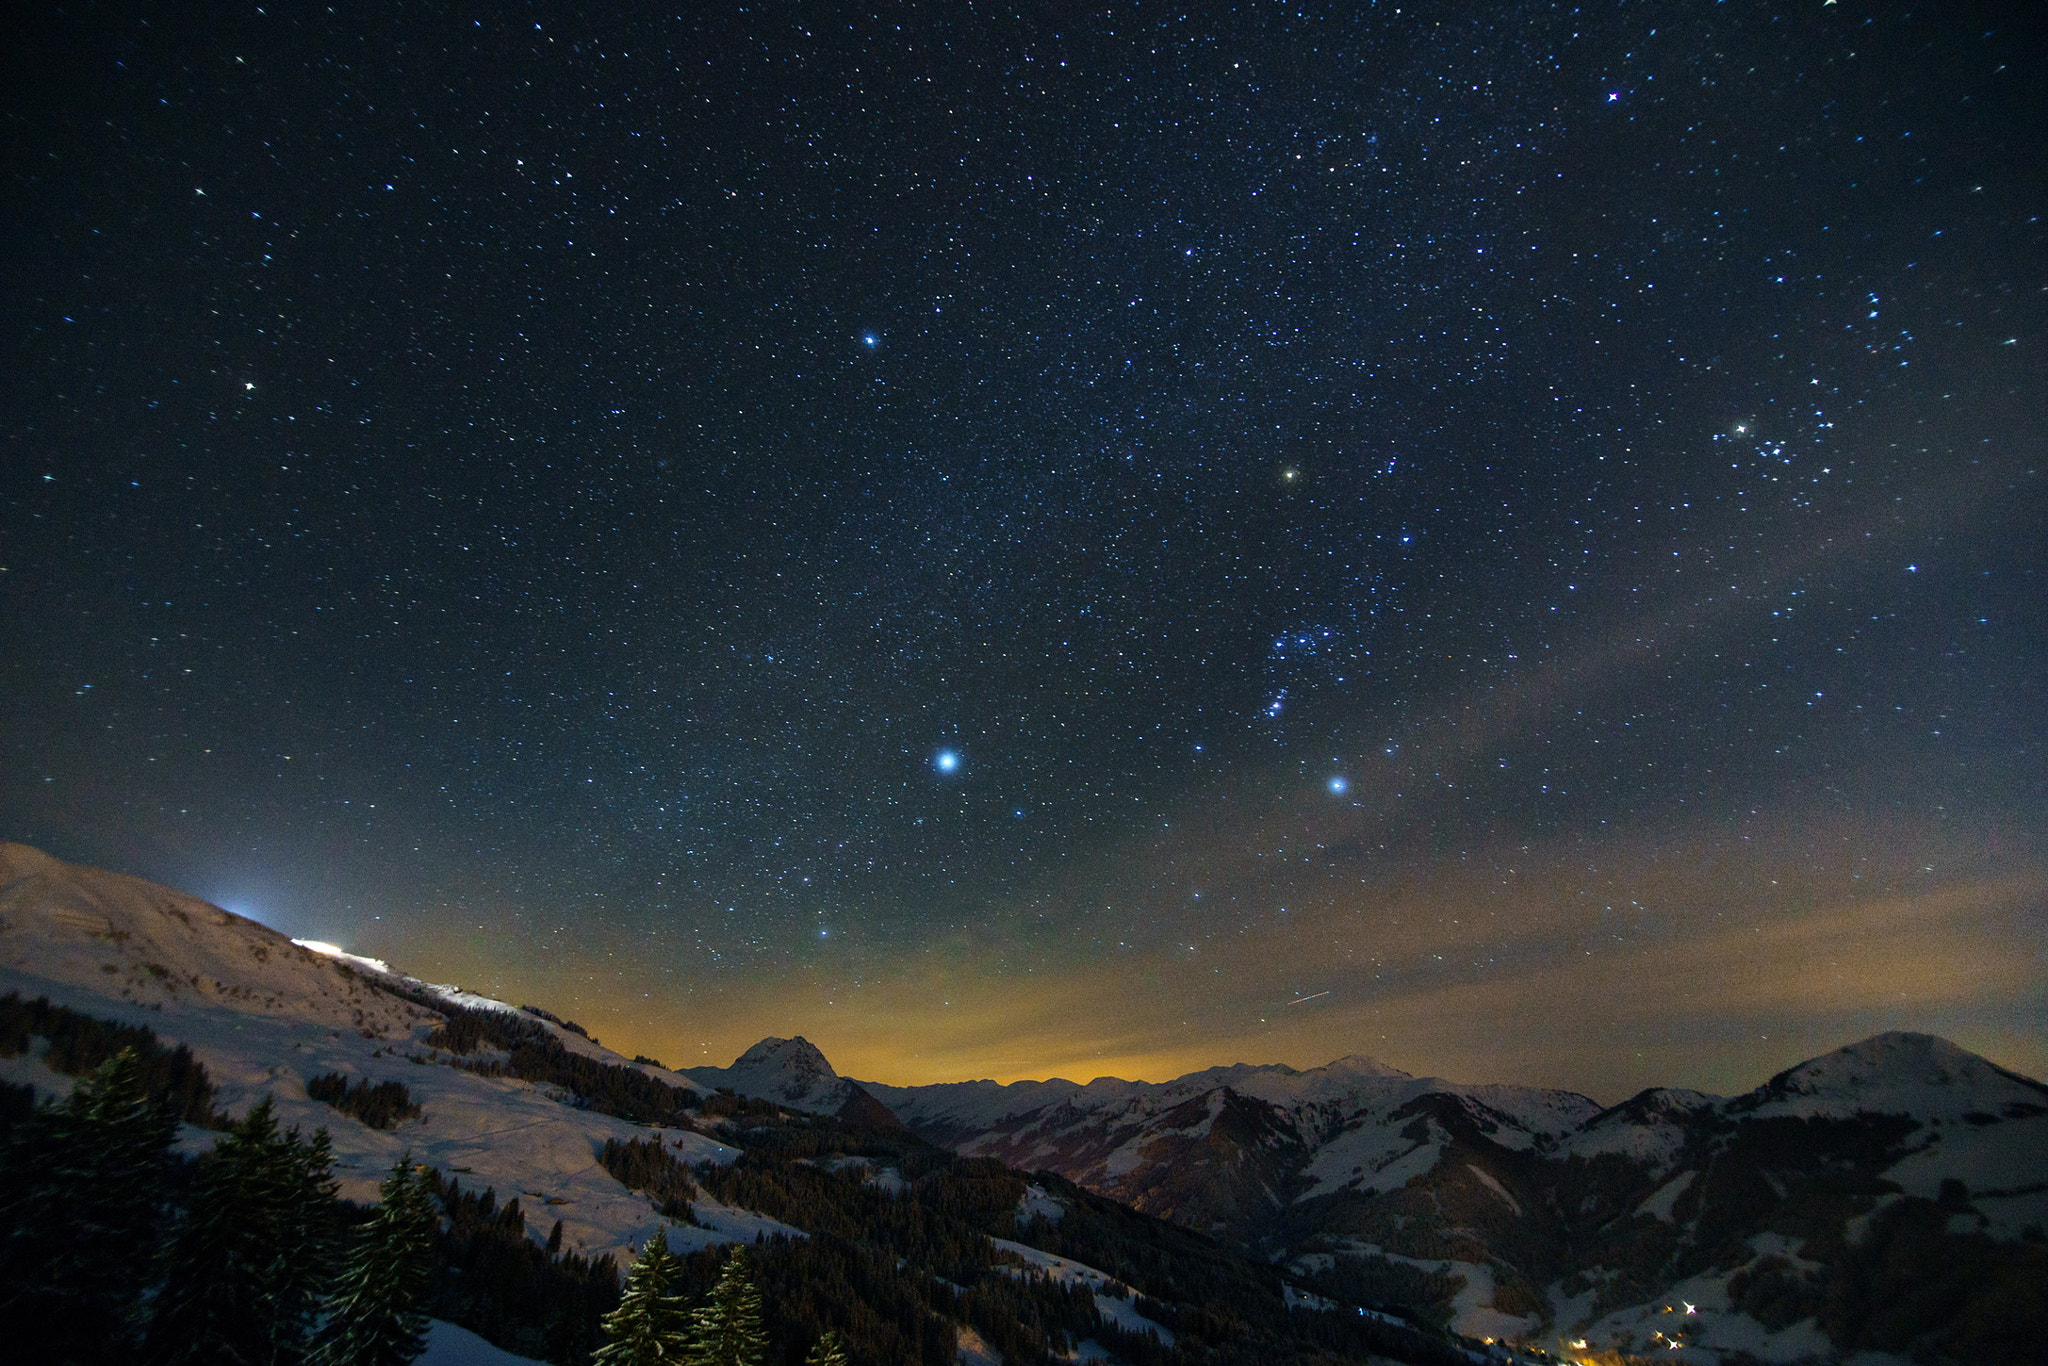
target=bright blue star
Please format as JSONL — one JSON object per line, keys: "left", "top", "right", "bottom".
{"left": 1327, "top": 776, "right": 1349, "bottom": 795}
{"left": 861, "top": 332, "right": 880, "bottom": 348}
{"left": 934, "top": 749, "right": 960, "bottom": 773}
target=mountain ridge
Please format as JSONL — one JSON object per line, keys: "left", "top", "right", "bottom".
{"left": 5, "top": 840, "right": 2044, "bottom": 1364}
{"left": 831, "top": 1027, "right": 2048, "bottom": 1358}
{"left": 684, "top": 1033, "right": 907, "bottom": 1132}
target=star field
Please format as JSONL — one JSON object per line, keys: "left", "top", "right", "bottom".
{"left": 3, "top": 2, "right": 2043, "bottom": 1095}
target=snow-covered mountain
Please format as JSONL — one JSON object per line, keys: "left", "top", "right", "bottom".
{"left": 853, "top": 1029, "right": 2048, "bottom": 1359}
{"left": 855, "top": 1029, "right": 2047, "bottom": 1243}
{"left": 1730, "top": 1029, "right": 2048, "bottom": 1123}
{"left": 683, "top": 1034, "right": 904, "bottom": 1130}
{"left": 860, "top": 1056, "right": 1605, "bottom": 1228}
{"left": 1553, "top": 1086, "right": 1719, "bottom": 1173}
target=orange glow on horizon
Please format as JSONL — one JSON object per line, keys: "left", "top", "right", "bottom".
{"left": 397, "top": 812, "right": 2047, "bottom": 1101}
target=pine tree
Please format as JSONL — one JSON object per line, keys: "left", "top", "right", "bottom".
{"left": 685, "top": 1245, "right": 767, "bottom": 1366}
{"left": 144, "top": 1097, "right": 339, "bottom": 1366}
{"left": 274, "top": 1125, "right": 344, "bottom": 1361}
{"left": 0, "top": 1047, "right": 177, "bottom": 1363}
{"left": 309, "top": 1156, "right": 440, "bottom": 1366}
{"left": 802, "top": 1329, "right": 848, "bottom": 1366}
{"left": 594, "top": 1229, "right": 690, "bottom": 1364}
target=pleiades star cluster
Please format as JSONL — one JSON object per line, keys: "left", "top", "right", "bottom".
{"left": 3, "top": 2, "right": 2042, "bottom": 1095}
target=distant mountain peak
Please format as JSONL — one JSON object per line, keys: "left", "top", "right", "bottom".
{"left": 687, "top": 1034, "right": 878, "bottom": 1119}
{"left": 1601, "top": 1086, "right": 1722, "bottom": 1120}
{"left": 1317, "top": 1053, "right": 1411, "bottom": 1079}
{"left": 685, "top": 1036, "right": 906, "bottom": 1131}
{"left": 1738, "top": 1030, "right": 2048, "bottom": 1120}
{"left": 1775, "top": 1031, "right": 2016, "bottom": 1090}
{"left": 733, "top": 1034, "right": 838, "bottom": 1079}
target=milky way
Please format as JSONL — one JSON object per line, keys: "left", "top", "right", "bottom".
{"left": 3, "top": 3, "right": 2042, "bottom": 1096}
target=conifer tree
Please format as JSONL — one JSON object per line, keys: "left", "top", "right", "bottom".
{"left": 595, "top": 1229, "right": 690, "bottom": 1364}
{"left": 309, "top": 1155, "right": 440, "bottom": 1366}
{"left": 144, "top": 1097, "right": 339, "bottom": 1366}
{"left": 685, "top": 1245, "right": 767, "bottom": 1366}
{"left": 275, "top": 1125, "right": 345, "bottom": 1359}
{"left": 0, "top": 1047, "right": 177, "bottom": 1364}
{"left": 802, "top": 1329, "right": 849, "bottom": 1366}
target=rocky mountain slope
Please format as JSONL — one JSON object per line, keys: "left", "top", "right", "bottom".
{"left": 684, "top": 1035, "right": 905, "bottom": 1132}
{"left": 831, "top": 1034, "right": 2048, "bottom": 1361}
{"left": 858, "top": 1057, "right": 1608, "bottom": 1251}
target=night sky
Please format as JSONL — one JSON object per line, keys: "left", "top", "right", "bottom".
{"left": 4, "top": 2, "right": 2043, "bottom": 1099}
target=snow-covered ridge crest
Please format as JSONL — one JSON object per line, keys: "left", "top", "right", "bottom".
{"left": 1730, "top": 1029, "right": 2048, "bottom": 1121}
{"left": 1556, "top": 1086, "right": 1720, "bottom": 1174}
{"left": 0, "top": 841, "right": 581, "bottom": 1055}
{"left": 291, "top": 938, "right": 522, "bottom": 1018}
{"left": 858, "top": 1053, "right": 1599, "bottom": 1153}
{"left": 0, "top": 841, "right": 439, "bottom": 1037}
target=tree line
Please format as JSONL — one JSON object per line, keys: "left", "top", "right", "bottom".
{"left": 427, "top": 1169, "right": 622, "bottom": 1362}
{"left": 0, "top": 990, "right": 224, "bottom": 1128}
{"left": 308, "top": 1072, "right": 423, "bottom": 1130}
{"left": 426, "top": 1005, "right": 777, "bottom": 1128}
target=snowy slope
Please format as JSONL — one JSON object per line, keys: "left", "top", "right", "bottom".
{"left": 990, "top": 1238, "right": 1176, "bottom": 1344}
{"left": 1556, "top": 1087, "right": 1721, "bottom": 1174}
{"left": 1729, "top": 1030, "right": 2048, "bottom": 1123}
{"left": 1719, "top": 1031, "right": 2048, "bottom": 1243}
{"left": 419, "top": 1319, "right": 551, "bottom": 1366}
{"left": 0, "top": 841, "right": 440, "bottom": 1036}
{"left": 0, "top": 970, "right": 779, "bottom": 1265}
{"left": 0, "top": 843, "right": 779, "bottom": 1268}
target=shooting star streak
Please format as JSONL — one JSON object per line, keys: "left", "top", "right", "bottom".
{"left": 1286, "top": 991, "right": 1330, "bottom": 1006}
